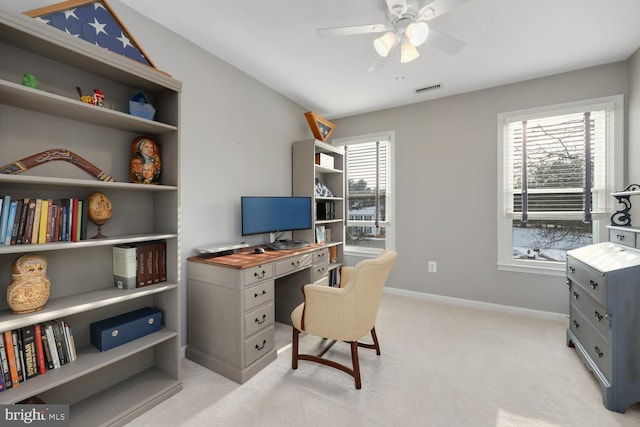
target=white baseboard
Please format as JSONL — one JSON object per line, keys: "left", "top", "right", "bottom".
{"left": 383, "top": 287, "right": 569, "bottom": 323}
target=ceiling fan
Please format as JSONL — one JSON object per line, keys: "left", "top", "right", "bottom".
{"left": 317, "top": 0, "right": 470, "bottom": 71}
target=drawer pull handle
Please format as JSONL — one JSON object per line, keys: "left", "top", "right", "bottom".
{"left": 255, "top": 314, "right": 267, "bottom": 324}
{"left": 569, "top": 266, "right": 576, "bottom": 274}
{"left": 594, "top": 346, "right": 604, "bottom": 358}
{"left": 254, "top": 290, "right": 267, "bottom": 298}
{"left": 572, "top": 320, "right": 580, "bottom": 329}
{"left": 254, "top": 270, "right": 266, "bottom": 279}
{"left": 616, "top": 234, "right": 625, "bottom": 240}
{"left": 572, "top": 291, "right": 579, "bottom": 300}
{"left": 594, "top": 311, "right": 604, "bottom": 322}
{"left": 292, "top": 260, "right": 300, "bottom": 267}
{"left": 255, "top": 340, "right": 267, "bottom": 351}
{"left": 589, "top": 280, "right": 598, "bottom": 290}
{"left": 318, "top": 267, "right": 326, "bottom": 274}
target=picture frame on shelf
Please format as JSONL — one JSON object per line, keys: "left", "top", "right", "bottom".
{"left": 304, "top": 112, "right": 336, "bottom": 142}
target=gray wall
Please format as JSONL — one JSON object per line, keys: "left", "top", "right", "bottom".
{"left": 333, "top": 61, "right": 631, "bottom": 315}
{"left": 4, "top": 2, "right": 638, "bottom": 340}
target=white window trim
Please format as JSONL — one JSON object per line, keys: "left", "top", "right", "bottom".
{"left": 497, "top": 95, "right": 624, "bottom": 276}
{"left": 333, "top": 131, "right": 396, "bottom": 255}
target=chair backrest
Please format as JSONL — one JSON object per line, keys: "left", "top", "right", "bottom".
{"left": 343, "top": 249, "right": 397, "bottom": 338}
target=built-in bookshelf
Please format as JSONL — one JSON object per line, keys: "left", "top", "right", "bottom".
{"left": 0, "top": 8, "right": 181, "bottom": 426}
{"left": 292, "top": 139, "right": 344, "bottom": 284}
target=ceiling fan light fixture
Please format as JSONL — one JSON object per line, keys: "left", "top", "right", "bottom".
{"left": 406, "top": 21, "right": 429, "bottom": 47}
{"left": 401, "top": 42, "right": 420, "bottom": 63}
{"left": 374, "top": 31, "right": 397, "bottom": 57}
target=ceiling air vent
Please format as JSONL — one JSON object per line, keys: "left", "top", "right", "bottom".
{"left": 415, "top": 84, "right": 441, "bottom": 94}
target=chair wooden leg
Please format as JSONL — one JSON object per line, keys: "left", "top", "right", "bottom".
{"left": 292, "top": 327, "right": 299, "bottom": 369}
{"left": 350, "top": 341, "right": 361, "bottom": 389}
{"left": 357, "top": 327, "right": 381, "bottom": 356}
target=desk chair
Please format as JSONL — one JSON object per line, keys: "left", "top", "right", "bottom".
{"left": 291, "top": 249, "right": 397, "bottom": 389}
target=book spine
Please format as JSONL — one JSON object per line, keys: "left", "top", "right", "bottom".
{"left": 12, "top": 330, "right": 24, "bottom": 383}
{"left": 4, "top": 201, "right": 17, "bottom": 246}
{"left": 37, "top": 199, "right": 49, "bottom": 244}
{"left": 39, "top": 324, "right": 54, "bottom": 370}
{"left": 63, "top": 322, "right": 76, "bottom": 362}
{"left": 22, "top": 199, "right": 36, "bottom": 245}
{"left": 30, "top": 198, "right": 42, "bottom": 244}
{"left": 0, "top": 195, "right": 11, "bottom": 246}
{"left": 0, "top": 334, "right": 12, "bottom": 388}
{"left": 160, "top": 241, "right": 167, "bottom": 282}
{"left": 145, "top": 244, "right": 154, "bottom": 286}
{"left": 45, "top": 199, "right": 54, "bottom": 242}
{"left": 33, "top": 324, "right": 47, "bottom": 375}
{"left": 51, "top": 321, "right": 67, "bottom": 365}
{"left": 15, "top": 199, "right": 29, "bottom": 245}
{"left": 112, "top": 245, "right": 138, "bottom": 289}
{"left": 3, "top": 331, "right": 19, "bottom": 387}
{"left": 44, "top": 323, "right": 60, "bottom": 369}
{"left": 19, "top": 326, "right": 38, "bottom": 380}
{"left": 136, "top": 244, "right": 147, "bottom": 287}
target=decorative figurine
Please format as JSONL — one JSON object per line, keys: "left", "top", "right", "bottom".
{"left": 76, "top": 87, "right": 104, "bottom": 106}
{"left": 130, "top": 136, "right": 161, "bottom": 184}
{"left": 22, "top": 73, "right": 40, "bottom": 89}
{"left": 87, "top": 192, "right": 113, "bottom": 239}
{"left": 7, "top": 254, "right": 51, "bottom": 315}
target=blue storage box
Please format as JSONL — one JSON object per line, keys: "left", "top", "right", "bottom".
{"left": 129, "top": 90, "right": 156, "bottom": 120}
{"left": 90, "top": 307, "right": 161, "bottom": 352}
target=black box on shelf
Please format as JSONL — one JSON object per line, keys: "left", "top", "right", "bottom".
{"left": 90, "top": 307, "right": 161, "bottom": 352}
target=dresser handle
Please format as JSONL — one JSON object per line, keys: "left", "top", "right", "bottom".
{"left": 569, "top": 266, "right": 576, "bottom": 274}
{"left": 255, "top": 314, "right": 267, "bottom": 324}
{"left": 254, "top": 270, "right": 266, "bottom": 279}
{"left": 616, "top": 234, "right": 625, "bottom": 240}
{"left": 254, "top": 290, "right": 267, "bottom": 298}
{"left": 589, "top": 280, "right": 598, "bottom": 290}
{"left": 292, "top": 260, "right": 300, "bottom": 267}
{"left": 255, "top": 340, "right": 267, "bottom": 351}
{"left": 594, "top": 346, "right": 604, "bottom": 358}
{"left": 572, "top": 291, "right": 579, "bottom": 300}
{"left": 594, "top": 311, "right": 604, "bottom": 322}
{"left": 572, "top": 320, "right": 580, "bottom": 329}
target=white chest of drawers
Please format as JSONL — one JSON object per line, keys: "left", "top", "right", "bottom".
{"left": 566, "top": 242, "right": 640, "bottom": 413}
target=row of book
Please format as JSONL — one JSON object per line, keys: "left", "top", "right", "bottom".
{"left": 112, "top": 241, "right": 167, "bottom": 290}
{"left": 0, "top": 196, "right": 89, "bottom": 246}
{"left": 0, "top": 321, "right": 77, "bottom": 392}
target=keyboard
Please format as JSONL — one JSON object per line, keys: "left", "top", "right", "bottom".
{"left": 266, "top": 240, "right": 311, "bottom": 251}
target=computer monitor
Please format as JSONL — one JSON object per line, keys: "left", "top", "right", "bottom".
{"left": 241, "top": 196, "right": 312, "bottom": 236}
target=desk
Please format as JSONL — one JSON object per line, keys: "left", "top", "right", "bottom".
{"left": 185, "top": 245, "right": 330, "bottom": 383}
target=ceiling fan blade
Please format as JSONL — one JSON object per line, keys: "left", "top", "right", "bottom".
{"left": 368, "top": 54, "right": 388, "bottom": 72}
{"left": 316, "top": 24, "right": 388, "bottom": 37}
{"left": 424, "top": 28, "right": 466, "bottom": 55}
{"left": 419, "top": 0, "right": 472, "bottom": 20}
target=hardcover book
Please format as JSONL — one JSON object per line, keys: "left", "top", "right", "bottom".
{"left": 113, "top": 245, "right": 138, "bottom": 290}
{"left": 19, "top": 326, "right": 39, "bottom": 380}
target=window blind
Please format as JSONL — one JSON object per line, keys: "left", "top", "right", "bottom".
{"left": 504, "top": 109, "right": 612, "bottom": 221}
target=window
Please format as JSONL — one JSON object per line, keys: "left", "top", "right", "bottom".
{"left": 497, "top": 96, "right": 623, "bottom": 275}
{"left": 333, "top": 132, "right": 395, "bottom": 254}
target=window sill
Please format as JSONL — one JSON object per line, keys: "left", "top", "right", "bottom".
{"left": 497, "top": 262, "right": 566, "bottom": 277}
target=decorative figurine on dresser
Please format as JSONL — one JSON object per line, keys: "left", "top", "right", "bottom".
{"left": 566, "top": 183, "right": 640, "bottom": 413}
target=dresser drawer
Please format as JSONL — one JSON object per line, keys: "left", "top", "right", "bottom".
{"left": 311, "top": 260, "right": 329, "bottom": 283}
{"left": 275, "top": 253, "right": 312, "bottom": 277}
{"left": 244, "top": 303, "right": 274, "bottom": 338}
{"left": 569, "top": 283, "right": 611, "bottom": 341}
{"left": 609, "top": 228, "right": 636, "bottom": 248}
{"left": 243, "top": 264, "right": 273, "bottom": 286}
{"left": 567, "top": 257, "right": 606, "bottom": 304}
{"left": 570, "top": 305, "right": 612, "bottom": 382}
{"left": 243, "top": 280, "right": 274, "bottom": 311}
{"left": 244, "top": 326, "right": 274, "bottom": 367}
{"left": 313, "top": 249, "right": 329, "bottom": 264}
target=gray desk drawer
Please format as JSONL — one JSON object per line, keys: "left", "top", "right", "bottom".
{"left": 312, "top": 261, "right": 329, "bottom": 283}
{"left": 569, "top": 283, "right": 610, "bottom": 341}
{"left": 609, "top": 228, "right": 636, "bottom": 248}
{"left": 243, "top": 264, "right": 273, "bottom": 286}
{"left": 313, "top": 249, "right": 329, "bottom": 264}
{"left": 570, "top": 305, "right": 612, "bottom": 382}
{"left": 567, "top": 257, "right": 606, "bottom": 305}
{"left": 244, "top": 303, "right": 274, "bottom": 338}
{"left": 244, "top": 281, "right": 274, "bottom": 312}
{"left": 244, "top": 326, "right": 274, "bottom": 367}
{"left": 275, "top": 253, "right": 312, "bottom": 277}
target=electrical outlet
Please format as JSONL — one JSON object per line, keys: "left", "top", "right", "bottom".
{"left": 428, "top": 261, "right": 437, "bottom": 273}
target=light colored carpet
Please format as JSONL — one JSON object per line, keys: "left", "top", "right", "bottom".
{"left": 125, "top": 293, "right": 640, "bottom": 426}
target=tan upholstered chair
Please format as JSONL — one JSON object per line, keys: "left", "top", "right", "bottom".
{"left": 291, "top": 249, "right": 397, "bottom": 389}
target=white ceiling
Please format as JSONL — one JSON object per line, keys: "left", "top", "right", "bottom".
{"left": 9, "top": 0, "right": 640, "bottom": 119}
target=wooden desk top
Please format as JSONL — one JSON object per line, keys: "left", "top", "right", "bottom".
{"left": 187, "top": 244, "right": 326, "bottom": 269}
